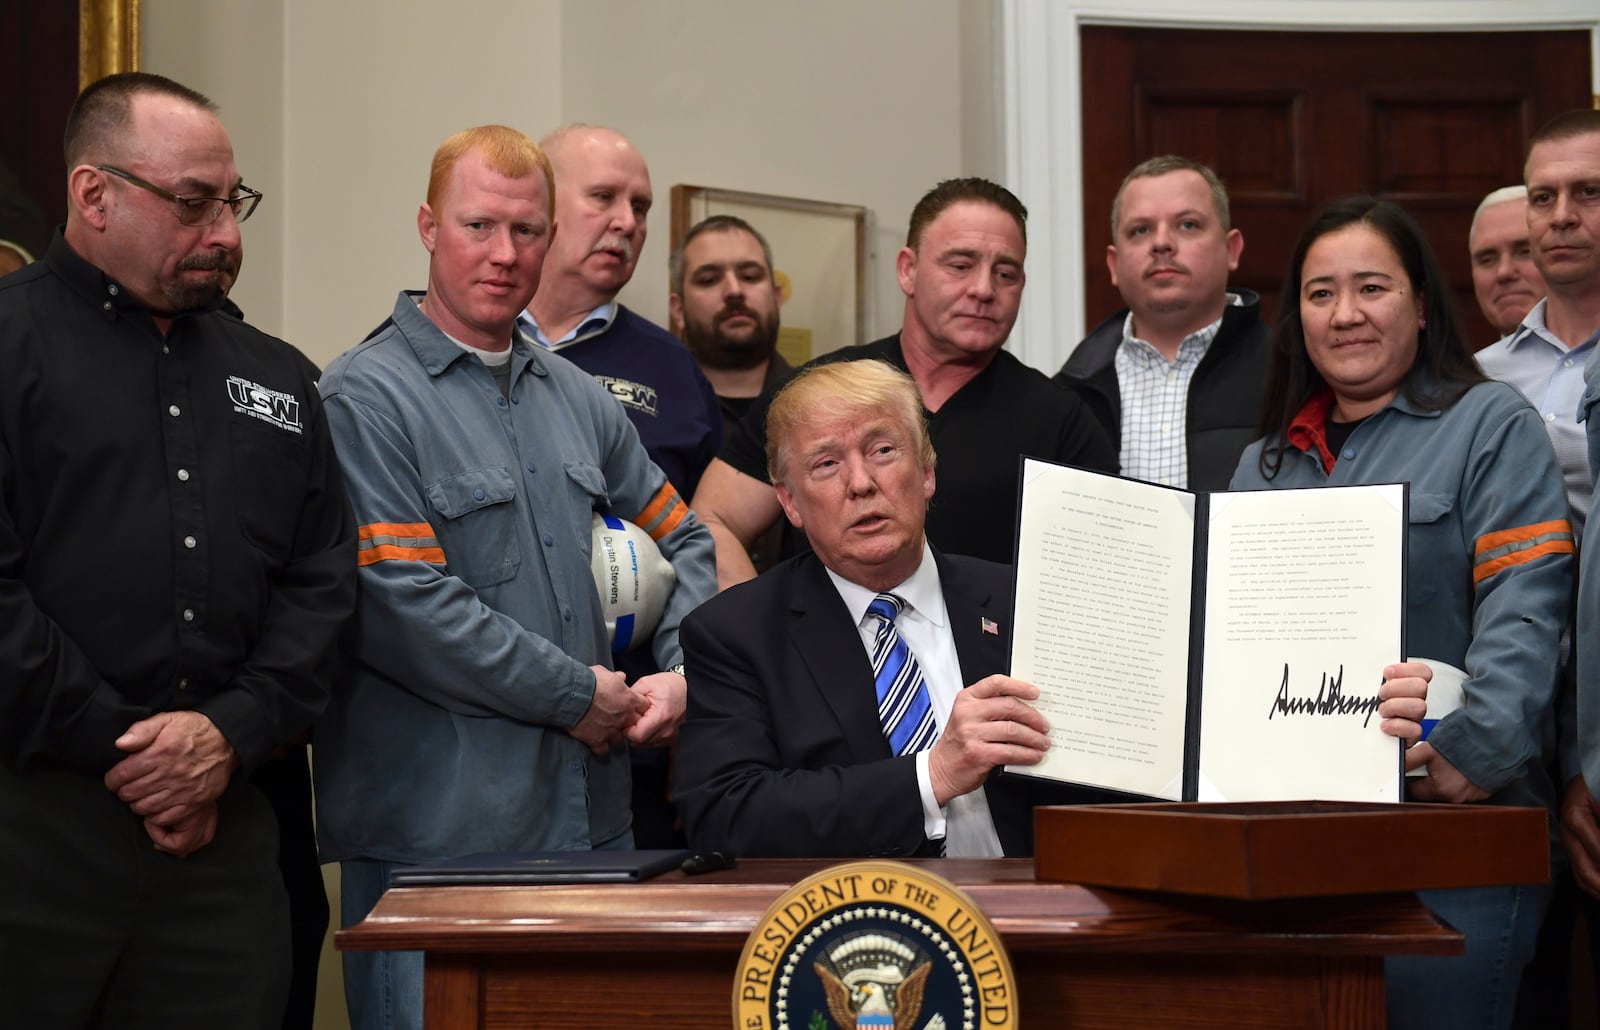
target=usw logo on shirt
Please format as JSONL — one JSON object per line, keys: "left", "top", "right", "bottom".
{"left": 594, "top": 375, "right": 659, "bottom": 417}
{"left": 227, "top": 375, "right": 304, "bottom": 434}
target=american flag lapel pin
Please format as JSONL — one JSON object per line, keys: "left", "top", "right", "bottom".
{"left": 981, "top": 617, "right": 999, "bottom": 636}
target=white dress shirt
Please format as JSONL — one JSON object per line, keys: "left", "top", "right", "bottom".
{"left": 823, "top": 541, "right": 1004, "bottom": 857}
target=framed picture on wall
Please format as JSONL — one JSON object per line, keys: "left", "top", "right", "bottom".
{"left": 669, "top": 184, "right": 868, "bottom": 366}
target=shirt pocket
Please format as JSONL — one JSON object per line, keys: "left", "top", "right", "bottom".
{"left": 563, "top": 461, "right": 610, "bottom": 561}
{"left": 1406, "top": 491, "right": 1457, "bottom": 606}
{"left": 229, "top": 422, "right": 310, "bottom": 561}
{"left": 426, "top": 466, "right": 522, "bottom": 587}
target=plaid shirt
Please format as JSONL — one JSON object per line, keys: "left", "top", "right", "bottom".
{"left": 1113, "top": 295, "right": 1240, "bottom": 488}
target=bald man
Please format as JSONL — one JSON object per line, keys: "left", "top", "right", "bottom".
{"left": 520, "top": 126, "right": 723, "bottom": 847}
{"left": 1469, "top": 186, "right": 1547, "bottom": 342}
{"left": 520, "top": 125, "right": 721, "bottom": 500}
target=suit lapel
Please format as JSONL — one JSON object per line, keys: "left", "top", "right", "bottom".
{"left": 938, "top": 552, "right": 1009, "bottom": 685}
{"left": 788, "top": 556, "right": 894, "bottom": 761}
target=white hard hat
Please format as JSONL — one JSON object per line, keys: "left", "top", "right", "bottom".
{"left": 590, "top": 513, "right": 676, "bottom": 651}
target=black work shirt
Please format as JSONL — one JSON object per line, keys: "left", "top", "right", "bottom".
{"left": 719, "top": 335, "right": 1118, "bottom": 565}
{"left": 0, "top": 234, "right": 357, "bottom": 775}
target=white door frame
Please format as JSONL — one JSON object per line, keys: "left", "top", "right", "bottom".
{"left": 999, "top": 0, "right": 1600, "bottom": 373}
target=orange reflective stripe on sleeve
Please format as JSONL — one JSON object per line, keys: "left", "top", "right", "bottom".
{"left": 633, "top": 483, "right": 688, "bottom": 541}
{"left": 356, "top": 521, "right": 446, "bottom": 567}
{"left": 1472, "top": 519, "right": 1574, "bottom": 584}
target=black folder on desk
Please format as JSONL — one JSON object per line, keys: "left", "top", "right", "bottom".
{"left": 387, "top": 848, "right": 691, "bottom": 886}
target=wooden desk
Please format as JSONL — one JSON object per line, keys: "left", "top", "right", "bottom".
{"left": 339, "top": 858, "right": 1460, "bottom": 1029}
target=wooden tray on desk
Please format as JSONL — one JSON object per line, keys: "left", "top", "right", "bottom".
{"left": 1035, "top": 801, "right": 1548, "bottom": 900}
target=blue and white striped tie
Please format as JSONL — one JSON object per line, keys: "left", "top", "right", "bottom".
{"left": 866, "top": 594, "right": 938, "bottom": 755}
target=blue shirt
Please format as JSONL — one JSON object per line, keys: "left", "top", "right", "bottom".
{"left": 1477, "top": 299, "right": 1598, "bottom": 539}
{"left": 518, "top": 302, "right": 615, "bottom": 351}
{"left": 313, "top": 292, "right": 717, "bottom": 863}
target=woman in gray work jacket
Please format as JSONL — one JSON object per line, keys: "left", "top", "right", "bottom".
{"left": 1232, "top": 196, "right": 1573, "bottom": 1030}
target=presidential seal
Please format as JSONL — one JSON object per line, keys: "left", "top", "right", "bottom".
{"left": 734, "top": 861, "right": 1018, "bottom": 1030}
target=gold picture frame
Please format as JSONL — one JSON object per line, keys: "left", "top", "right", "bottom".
{"left": 79, "top": 0, "right": 140, "bottom": 89}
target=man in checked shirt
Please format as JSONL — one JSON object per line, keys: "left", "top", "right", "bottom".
{"left": 1055, "top": 155, "right": 1269, "bottom": 491}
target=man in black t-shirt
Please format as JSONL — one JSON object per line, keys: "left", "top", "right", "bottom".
{"left": 690, "top": 177, "right": 1116, "bottom": 588}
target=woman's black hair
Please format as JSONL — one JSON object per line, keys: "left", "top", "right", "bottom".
{"left": 1255, "top": 195, "right": 1484, "bottom": 479}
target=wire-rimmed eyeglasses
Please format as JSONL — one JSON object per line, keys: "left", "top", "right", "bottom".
{"left": 96, "top": 165, "right": 262, "bottom": 226}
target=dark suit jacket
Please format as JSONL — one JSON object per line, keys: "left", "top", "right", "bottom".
{"left": 675, "top": 548, "right": 1055, "bottom": 858}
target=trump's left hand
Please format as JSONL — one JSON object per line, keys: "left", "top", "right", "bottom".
{"left": 1376, "top": 661, "right": 1430, "bottom": 742}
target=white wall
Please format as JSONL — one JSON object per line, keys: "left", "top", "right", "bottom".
{"left": 280, "top": 0, "right": 564, "bottom": 364}
{"left": 141, "top": 0, "right": 287, "bottom": 337}
{"left": 143, "top": 0, "right": 995, "bottom": 368}
{"left": 562, "top": 0, "right": 988, "bottom": 341}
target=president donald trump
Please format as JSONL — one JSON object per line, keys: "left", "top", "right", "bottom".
{"left": 675, "top": 359, "right": 1433, "bottom": 858}
{"left": 674, "top": 360, "right": 1054, "bottom": 857}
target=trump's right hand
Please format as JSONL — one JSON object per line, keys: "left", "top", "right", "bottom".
{"left": 928, "top": 675, "right": 1050, "bottom": 806}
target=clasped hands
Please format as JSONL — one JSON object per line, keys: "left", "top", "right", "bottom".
{"left": 569, "top": 665, "right": 686, "bottom": 756}
{"left": 103, "top": 710, "right": 239, "bottom": 859}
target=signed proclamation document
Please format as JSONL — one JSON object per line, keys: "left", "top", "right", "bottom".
{"left": 1006, "top": 458, "right": 1406, "bottom": 803}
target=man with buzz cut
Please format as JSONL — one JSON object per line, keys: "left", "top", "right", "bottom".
{"left": 1534, "top": 110, "right": 1600, "bottom": 1024}
{"left": 522, "top": 125, "right": 722, "bottom": 846}
{"left": 1497, "top": 107, "right": 1600, "bottom": 1030}
{"left": 0, "top": 71, "right": 357, "bottom": 1029}
{"left": 313, "top": 124, "right": 716, "bottom": 1030}
{"left": 1475, "top": 180, "right": 1589, "bottom": 539}
{"left": 521, "top": 124, "right": 721, "bottom": 500}
{"left": 1055, "top": 155, "right": 1269, "bottom": 492}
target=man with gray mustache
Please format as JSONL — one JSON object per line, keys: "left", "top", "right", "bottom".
{"left": 521, "top": 124, "right": 722, "bottom": 849}
{"left": 521, "top": 125, "right": 721, "bottom": 501}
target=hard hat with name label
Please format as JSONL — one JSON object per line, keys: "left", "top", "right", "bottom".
{"left": 590, "top": 513, "right": 676, "bottom": 652}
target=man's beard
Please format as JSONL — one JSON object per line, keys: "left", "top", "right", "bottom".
{"left": 163, "top": 251, "right": 238, "bottom": 311}
{"left": 684, "top": 305, "right": 779, "bottom": 371}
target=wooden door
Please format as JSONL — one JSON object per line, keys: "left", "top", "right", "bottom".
{"left": 1080, "top": 28, "right": 1593, "bottom": 347}
{"left": 2, "top": 4, "right": 80, "bottom": 241}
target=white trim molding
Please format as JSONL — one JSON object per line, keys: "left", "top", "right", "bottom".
{"left": 999, "top": 0, "right": 1600, "bottom": 373}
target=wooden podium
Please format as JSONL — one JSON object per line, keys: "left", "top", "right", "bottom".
{"left": 339, "top": 857, "right": 1463, "bottom": 1029}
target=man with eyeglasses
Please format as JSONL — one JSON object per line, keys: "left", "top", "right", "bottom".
{"left": 0, "top": 72, "right": 356, "bottom": 1029}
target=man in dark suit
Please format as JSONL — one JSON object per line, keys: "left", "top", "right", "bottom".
{"left": 675, "top": 359, "right": 1435, "bottom": 859}
{"left": 674, "top": 359, "right": 1055, "bottom": 858}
